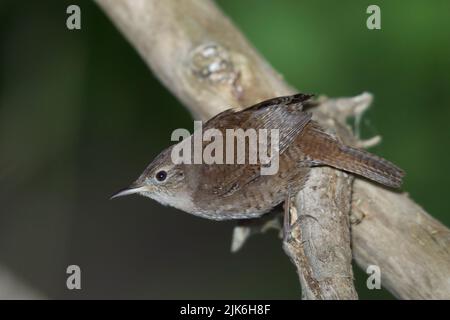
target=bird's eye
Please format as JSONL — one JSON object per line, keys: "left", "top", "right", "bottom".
{"left": 155, "top": 170, "right": 167, "bottom": 182}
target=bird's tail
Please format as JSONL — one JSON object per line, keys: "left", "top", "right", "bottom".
{"left": 301, "top": 122, "right": 405, "bottom": 188}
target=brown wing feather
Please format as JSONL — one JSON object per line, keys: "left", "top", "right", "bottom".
{"left": 198, "top": 94, "right": 313, "bottom": 197}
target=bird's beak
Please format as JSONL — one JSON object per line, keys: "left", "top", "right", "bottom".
{"left": 110, "top": 184, "right": 147, "bottom": 199}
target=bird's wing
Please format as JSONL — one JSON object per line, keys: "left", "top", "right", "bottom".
{"left": 203, "top": 93, "right": 313, "bottom": 154}
{"left": 199, "top": 93, "right": 313, "bottom": 197}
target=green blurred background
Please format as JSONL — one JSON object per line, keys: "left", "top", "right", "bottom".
{"left": 0, "top": 0, "right": 449, "bottom": 299}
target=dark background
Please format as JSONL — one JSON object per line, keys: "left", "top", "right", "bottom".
{"left": 0, "top": 0, "right": 449, "bottom": 299}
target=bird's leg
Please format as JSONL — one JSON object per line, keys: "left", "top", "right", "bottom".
{"left": 283, "top": 193, "right": 293, "bottom": 243}
{"left": 283, "top": 192, "right": 320, "bottom": 244}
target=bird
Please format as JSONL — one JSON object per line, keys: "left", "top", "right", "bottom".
{"left": 111, "top": 93, "right": 404, "bottom": 221}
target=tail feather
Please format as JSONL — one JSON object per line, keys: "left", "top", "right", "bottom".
{"left": 332, "top": 145, "right": 404, "bottom": 188}
{"left": 301, "top": 122, "right": 405, "bottom": 188}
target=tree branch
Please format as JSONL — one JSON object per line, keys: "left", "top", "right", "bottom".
{"left": 95, "top": 0, "right": 450, "bottom": 299}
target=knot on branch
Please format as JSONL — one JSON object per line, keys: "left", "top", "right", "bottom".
{"left": 189, "top": 43, "right": 243, "bottom": 99}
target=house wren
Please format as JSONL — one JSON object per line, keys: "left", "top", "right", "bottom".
{"left": 112, "top": 94, "right": 404, "bottom": 220}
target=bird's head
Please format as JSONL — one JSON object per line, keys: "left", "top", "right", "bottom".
{"left": 111, "top": 146, "right": 195, "bottom": 212}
